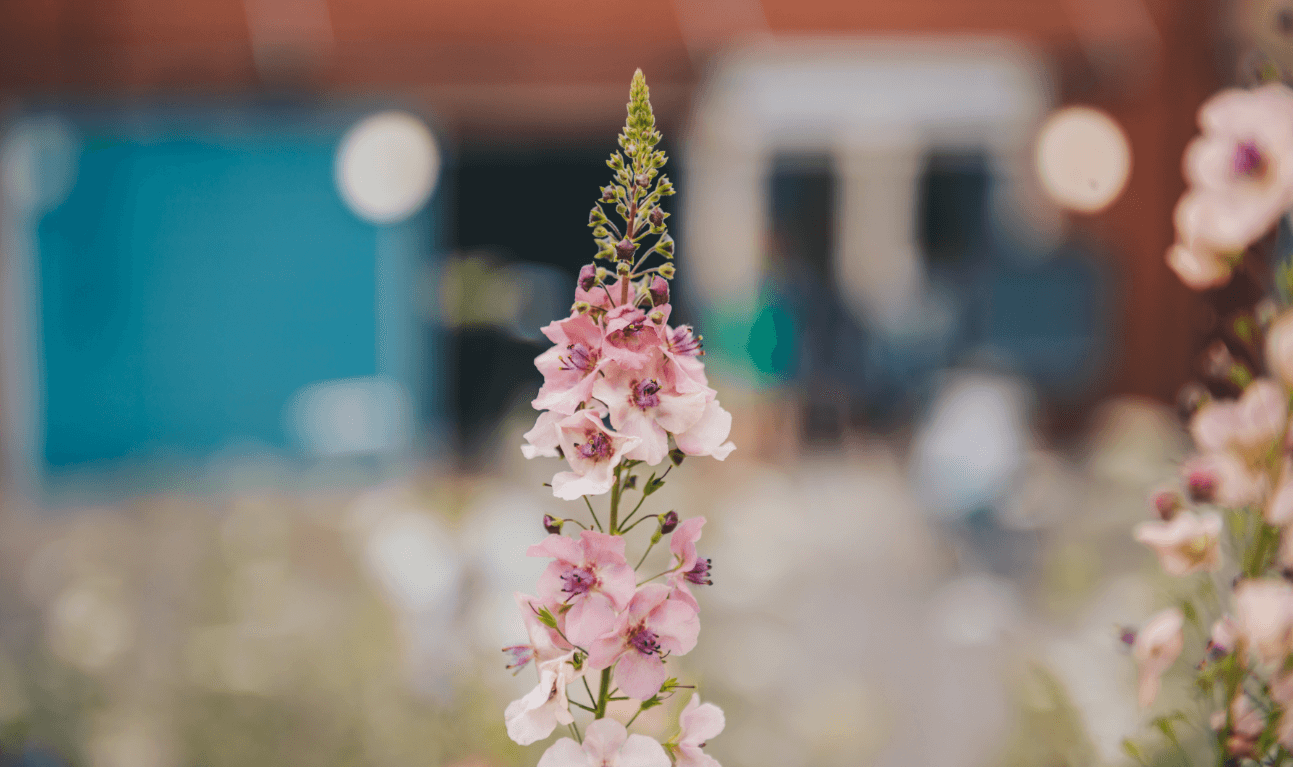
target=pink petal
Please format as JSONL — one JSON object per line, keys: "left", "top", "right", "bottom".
{"left": 674, "top": 401, "right": 735, "bottom": 460}
{"left": 651, "top": 598, "right": 700, "bottom": 656}
{"left": 565, "top": 592, "right": 618, "bottom": 647}
{"left": 586, "top": 631, "right": 627, "bottom": 671}
{"left": 580, "top": 530, "right": 628, "bottom": 568}
{"left": 670, "top": 517, "right": 705, "bottom": 571}
{"left": 680, "top": 694, "right": 726, "bottom": 745}
{"left": 598, "top": 562, "right": 638, "bottom": 611}
{"left": 653, "top": 390, "right": 708, "bottom": 435}
{"left": 582, "top": 719, "right": 628, "bottom": 765}
{"left": 628, "top": 583, "right": 673, "bottom": 620}
{"left": 667, "top": 576, "right": 699, "bottom": 612}
{"left": 537, "top": 738, "right": 588, "bottom": 767}
{"left": 617, "top": 735, "right": 672, "bottom": 767}
{"left": 614, "top": 647, "right": 667, "bottom": 700}
{"left": 523, "top": 410, "right": 566, "bottom": 459}
{"left": 553, "top": 468, "right": 615, "bottom": 500}
{"left": 528, "top": 534, "right": 583, "bottom": 564}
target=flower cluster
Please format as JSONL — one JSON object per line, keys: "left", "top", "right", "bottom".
{"left": 1167, "top": 84, "right": 1293, "bottom": 289}
{"left": 1132, "top": 81, "right": 1293, "bottom": 765}
{"left": 504, "top": 71, "right": 727, "bottom": 767}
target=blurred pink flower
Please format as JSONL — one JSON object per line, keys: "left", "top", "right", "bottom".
{"left": 1133, "top": 511, "right": 1222, "bottom": 575}
{"left": 1210, "top": 694, "right": 1265, "bottom": 757}
{"left": 1269, "top": 467, "right": 1293, "bottom": 525}
{"left": 1210, "top": 615, "right": 1239, "bottom": 656}
{"left": 1179, "top": 85, "right": 1293, "bottom": 251}
{"left": 1235, "top": 578, "right": 1293, "bottom": 664}
{"left": 1189, "top": 378, "right": 1288, "bottom": 461}
{"left": 552, "top": 411, "right": 641, "bottom": 500}
{"left": 533, "top": 313, "right": 609, "bottom": 415}
{"left": 675, "top": 693, "right": 725, "bottom": 767}
{"left": 1166, "top": 242, "right": 1233, "bottom": 290}
{"left": 538, "top": 719, "right": 670, "bottom": 767}
{"left": 505, "top": 652, "right": 586, "bottom": 745}
{"left": 667, "top": 517, "right": 710, "bottom": 612}
{"left": 1181, "top": 452, "right": 1267, "bottom": 508}
{"left": 529, "top": 530, "right": 636, "bottom": 646}
{"left": 587, "top": 583, "right": 700, "bottom": 700}
{"left": 1133, "top": 607, "right": 1184, "bottom": 708}
{"left": 593, "top": 356, "right": 708, "bottom": 465}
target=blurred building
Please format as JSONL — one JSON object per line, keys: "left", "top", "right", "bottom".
{"left": 0, "top": 0, "right": 1234, "bottom": 484}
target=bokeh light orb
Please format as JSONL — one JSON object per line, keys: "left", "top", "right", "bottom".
{"left": 335, "top": 110, "right": 439, "bottom": 224}
{"left": 1035, "top": 106, "right": 1131, "bottom": 213}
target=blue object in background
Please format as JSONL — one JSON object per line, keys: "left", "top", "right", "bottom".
{"left": 5, "top": 106, "right": 433, "bottom": 492}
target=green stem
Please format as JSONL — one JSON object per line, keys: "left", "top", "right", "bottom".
{"left": 609, "top": 465, "right": 622, "bottom": 534}
{"left": 595, "top": 668, "right": 612, "bottom": 720}
{"left": 635, "top": 539, "right": 658, "bottom": 571}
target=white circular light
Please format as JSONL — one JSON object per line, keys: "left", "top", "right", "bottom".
{"left": 335, "top": 111, "right": 439, "bottom": 224}
{"left": 1035, "top": 106, "right": 1131, "bottom": 214}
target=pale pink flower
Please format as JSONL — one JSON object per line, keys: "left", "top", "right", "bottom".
{"left": 674, "top": 693, "right": 725, "bottom": 767}
{"left": 537, "top": 718, "right": 670, "bottom": 767}
{"left": 1190, "top": 378, "right": 1287, "bottom": 461}
{"left": 552, "top": 411, "right": 641, "bottom": 500}
{"left": 593, "top": 357, "right": 708, "bottom": 465}
{"left": 1133, "top": 607, "right": 1184, "bottom": 708}
{"left": 667, "top": 517, "right": 710, "bottom": 612}
{"left": 1269, "top": 468, "right": 1293, "bottom": 526}
{"left": 1133, "top": 511, "right": 1223, "bottom": 576}
{"left": 505, "top": 651, "right": 586, "bottom": 745}
{"left": 1235, "top": 578, "right": 1293, "bottom": 664}
{"left": 674, "top": 401, "right": 736, "bottom": 461}
{"left": 1273, "top": 672, "right": 1293, "bottom": 749}
{"left": 602, "top": 305, "right": 665, "bottom": 370}
{"left": 587, "top": 584, "right": 700, "bottom": 700}
{"left": 1210, "top": 615, "right": 1238, "bottom": 656}
{"left": 533, "top": 313, "right": 610, "bottom": 415}
{"left": 1178, "top": 84, "right": 1293, "bottom": 252}
{"left": 1181, "top": 452, "right": 1267, "bottom": 508}
{"left": 529, "top": 530, "right": 636, "bottom": 646}
{"left": 1167, "top": 242, "right": 1233, "bottom": 290}
{"left": 663, "top": 324, "right": 709, "bottom": 392}
{"left": 504, "top": 591, "right": 573, "bottom": 673}
{"left": 1270, "top": 310, "right": 1293, "bottom": 391}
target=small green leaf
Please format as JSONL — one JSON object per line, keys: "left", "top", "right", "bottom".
{"left": 535, "top": 607, "right": 558, "bottom": 628}
{"left": 1121, "top": 739, "right": 1148, "bottom": 766}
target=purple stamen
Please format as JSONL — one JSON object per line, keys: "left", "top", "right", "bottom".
{"left": 628, "top": 624, "right": 662, "bottom": 656}
{"left": 1233, "top": 140, "right": 1267, "bottom": 179}
{"left": 503, "top": 644, "right": 534, "bottom": 672}
{"left": 668, "top": 325, "right": 703, "bottom": 357}
{"left": 632, "top": 378, "right": 662, "bottom": 410}
{"left": 685, "top": 557, "right": 713, "bottom": 586}
{"left": 576, "top": 431, "right": 614, "bottom": 461}
{"left": 559, "top": 343, "right": 598, "bottom": 373}
{"left": 560, "top": 567, "right": 596, "bottom": 598}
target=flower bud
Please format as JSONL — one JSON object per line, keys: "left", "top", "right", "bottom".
{"left": 649, "top": 276, "right": 669, "bottom": 306}
{"left": 649, "top": 207, "right": 665, "bottom": 227}
{"left": 668, "top": 448, "right": 685, "bottom": 466}
{"left": 616, "top": 262, "right": 630, "bottom": 277}
{"left": 649, "top": 310, "right": 665, "bottom": 324}
{"left": 635, "top": 173, "right": 650, "bottom": 187}
{"left": 578, "top": 264, "right": 597, "bottom": 292}
{"left": 658, "top": 263, "right": 676, "bottom": 280}
{"left": 1151, "top": 489, "right": 1183, "bottom": 521}
{"left": 543, "top": 514, "right": 563, "bottom": 534}
{"left": 616, "top": 238, "right": 637, "bottom": 261}
{"left": 595, "top": 266, "right": 610, "bottom": 283}
{"left": 1188, "top": 468, "right": 1218, "bottom": 503}
{"left": 602, "top": 186, "right": 616, "bottom": 202}
{"left": 659, "top": 510, "right": 679, "bottom": 534}
{"left": 589, "top": 206, "right": 607, "bottom": 227}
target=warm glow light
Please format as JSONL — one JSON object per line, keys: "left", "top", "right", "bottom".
{"left": 1035, "top": 106, "right": 1131, "bottom": 213}
{"left": 335, "top": 111, "right": 439, "bottom": 224}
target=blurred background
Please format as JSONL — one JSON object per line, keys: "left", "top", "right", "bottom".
{"left": 0, "top": 1, "right": 1276, "bottom": 765}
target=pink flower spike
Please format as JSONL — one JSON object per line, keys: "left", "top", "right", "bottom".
{"left": 1133, "top": 607, "right": 1184, "bottom": 708}
{"left": 551, "top": 411, "right": 641, "bottom": 500}
{"left": 537, "top": 719, "right": 670, "bottom": 767}
{"left": 587, "top": 584, "right": 700, "bottom": 700}
{"left": 593, "top": 357, "right": 708, "bottom": 465}
{"left": 602, "top": 305, "right": 665, "bottom": 370}
{"left": 676, "top": 693, "right": 725, "bottom": 767}
{"left": 530, "top": 530, "right": 636, "bottom": 646}
{"left": 674, "top": 400, "right": 736, "bottom": 461}
{"left": 533, "top": 313, "right": 609, "bottom": 415}
{"left": 1133, "top": 511, "right": 1222, "bottom": 576}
